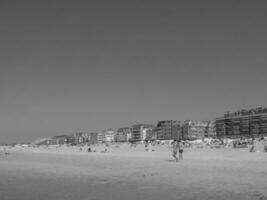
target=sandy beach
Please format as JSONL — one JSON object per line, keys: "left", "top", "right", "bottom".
{"left": 1, "top": 145, "right": 267, "bottom": 200}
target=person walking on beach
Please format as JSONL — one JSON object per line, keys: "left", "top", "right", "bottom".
{"left": 178, "top": 140, "right": 184, "bottom": 160}
{"left": 172, "top": 140, "right": 179, "bottom": 162}
{"left": 249, "top": 137, "right": 256, "bottom": 152}
{"left": 145, "top": 141, "right": 148, "bottom": 151}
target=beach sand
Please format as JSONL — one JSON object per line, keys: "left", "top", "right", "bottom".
{"left": 0, "top": 144, "right": 267, "bottom": 200}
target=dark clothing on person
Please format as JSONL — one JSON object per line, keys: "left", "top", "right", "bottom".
{"left": 178, "top": 141, "right": 184, "bottom": 160}
{"left": 172, "top": 141, "right": 179, "bottom": 162}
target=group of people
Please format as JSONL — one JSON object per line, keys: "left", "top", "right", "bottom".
{"left": 172, "top": 140, "right": 184, "bottom": 162}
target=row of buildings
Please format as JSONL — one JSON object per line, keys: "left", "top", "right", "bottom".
{"left": 74, "top": 121, "right": 215, "bottom": 144}
{"left": 32, "top": 107, "right": 267, "bottom": 145}
{"left": 32, "top": 121, "right": 215, "bottom": 145}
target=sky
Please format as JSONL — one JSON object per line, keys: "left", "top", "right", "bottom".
{"left": 0, "top": 0, "right": 267, "bottom": 143}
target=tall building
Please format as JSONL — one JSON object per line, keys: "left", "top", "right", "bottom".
{"left": 32, "top": 137, "right": 57, "bottom": 145}
{"left": 97, "top": 132, "right": 104, "bottom": 144}
{"left": 206, "top": 121, "right": 216, "bottom": 138}
{"left": 156, "top": 120, "right": 181, "bottom": 140}
{"left": 216, "top": 107, "right": 267, "bottom": 138}
{"left": 104, "top": 129, "right": 115, "bottom": 143}
{"left": 75, "top": 132, "right": 83, "bottom": 144}
{"left": 145, "top": 128, "right": 157, "bottom": 141}
{"left": 88, "top": 132, "right": 98, "bottom": 144}
{"left": 116, "top": 127, "right": 132, "bottom": 142}
{"left": 75, "top": 132, "right": 91, "bottom": 144}
{"left": 131, "top": 124, "right": 155, "bottom": 142}
{"left": 141, "top": 127, "right": 154, "bottom": 141}
{"left": 52, "top": 134, "right": 74, "bottom": 145}
{"left": 182, "top": 120, "right": 210, "bottom": 140}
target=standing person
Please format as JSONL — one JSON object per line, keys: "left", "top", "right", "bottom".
{"left": 172, "top": 140, "right": 178, "bottom": 162}
{"left": 178, "top": 140, "right": 184, "bottom": 160}
{"left": 264, "top": 142, "right": 267, "bottom": 152}
{"left": 249, "top": 138, "right": 256, "bottom": 152}
{"left": 148, "top": 141, "right": 152, "bottom": 152}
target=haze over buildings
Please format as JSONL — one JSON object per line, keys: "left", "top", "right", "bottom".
{"left": 1, "top": 1, "right": 267, "bottom": 143}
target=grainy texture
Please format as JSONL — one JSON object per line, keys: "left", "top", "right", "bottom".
{"left": 0, "top": 145, "right": 267, "bottom": 200}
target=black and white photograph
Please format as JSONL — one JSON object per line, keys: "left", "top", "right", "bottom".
{"left": 1, "top": 1, "right": 267, "bottom": 200}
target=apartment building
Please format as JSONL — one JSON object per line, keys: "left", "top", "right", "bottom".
{"left": 116, "top": 127, "right": 132, "bottom": 142}
{"left": 104, "top": 129, "right": 115, "bottom": 143}
{"left": 131, "top": 124, "right": 155, "bottom": 142}
{"left": 216, "top": 107, "right": 267, "bottom": 138}
{"left": 156, "top": 120, "right": 181, "bottom": 140}
{"left": 97, "top": 132, "right": 104, "bottom": 143}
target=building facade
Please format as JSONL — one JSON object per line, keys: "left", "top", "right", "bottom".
{"left": 216, "top": 107, "right": 267, "bottom": 138}
{"left": 88, "top": 132, "right": 98, "bottom": 144}
{"left": 97, "top": 132, "right": 104, "bottom": 144}
{"left": 75, "top": 132, "right": 90, "bottom": 144}
{"left": 145, "top": 128, "right": 157, "bottom": 141}
{"left": 116, "top": 127, "right": 132, "bottom": 142}
{"left": 182, "top": 120, "right": 210, "bottom": 140}
{"left": 131, "top": 124, "right": 155, "bottom": 142}
{"left": 104, "top": 129, "right": 115, "bottom": 143}
{"left": 206, "top": 121, "right": 216, "bottom": 137}
{"left": 156, "top": 120, "right": 181, "bottom": 140}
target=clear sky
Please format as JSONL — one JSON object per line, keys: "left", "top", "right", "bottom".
{"left": 1, "top": 0, "right": 267, "bottom": 143}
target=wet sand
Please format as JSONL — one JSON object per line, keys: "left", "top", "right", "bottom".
{"left": 1, "top": 145, "right": 267, "bottom": 200}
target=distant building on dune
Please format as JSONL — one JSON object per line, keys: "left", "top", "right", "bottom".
{"left": 32, "top": 137, "right": 58, "bottom": 145}
{"left": 131, "top": 124, "right": 155, "bottom": 142}
{"left": 52, "top": 134, "right": 74, "bottom": 145}
{"left": 156, "top": 120, "right": 182, "bottom": 140}
{"left": 33, "top": 132, "right": 100, "bottom": 146}
{"left": 216, "top": 107, "right": 267, "bottom": 138}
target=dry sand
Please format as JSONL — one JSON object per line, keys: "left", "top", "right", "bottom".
{"left": 0, "top": 144, "right": 267, "bottom": 200}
